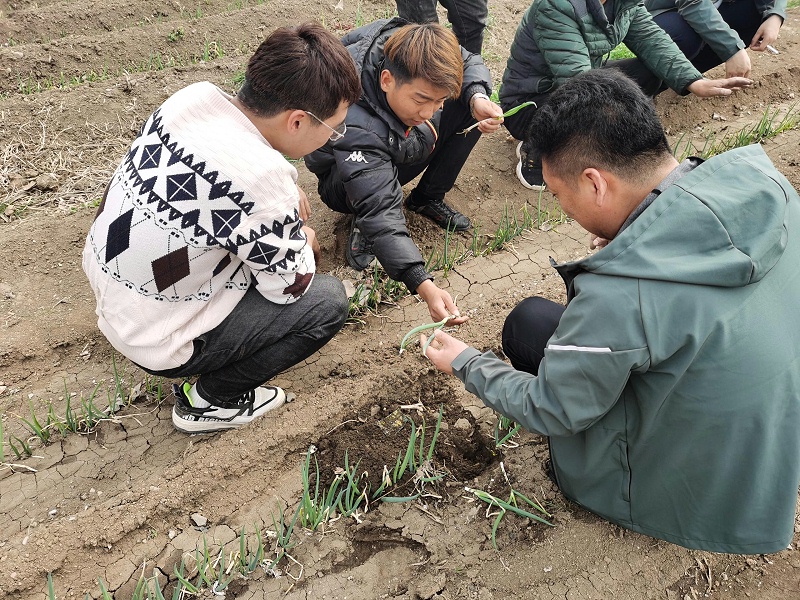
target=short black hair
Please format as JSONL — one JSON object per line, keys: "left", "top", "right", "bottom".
{"left": 528, "top": 69, "right": 672, "bottom": 183}
{"left": 238, "top": 22, "right": 361, "bottom": 119}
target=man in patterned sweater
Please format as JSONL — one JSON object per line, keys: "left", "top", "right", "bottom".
{"left": 83, "top": 24, "right": 361, "bottom": 433}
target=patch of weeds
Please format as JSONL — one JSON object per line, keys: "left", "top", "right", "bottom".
{"left": 673, "top": 103, "right": 800, "bottom": 160}
{"left": 232, "top": 69, "right": 246, "bottom": 88}
{"left": 167, "top": 27, "right": 185, "bottom": 43}
{"left": 465, "top": 462, "right": 553, "bottom": 549}
{"left": 346, "top": 263, "right": 408, "bottom": 324}
{"left": 298, "top": 406, "right": 445, "bottom": 531}
{"left": 608, "top": 43, "right": 634, "bottom": 60}
{"left": 47, "top": 521, "right": 293, "bottom": 598}
{"left": 199, "top": 39, "right": 224, "bottom": 62}
{"left": 11, "top": 356, "right": 166, "bottom": 455}
{"left": 347, "top": 203, "right": 555, "bottom": 322}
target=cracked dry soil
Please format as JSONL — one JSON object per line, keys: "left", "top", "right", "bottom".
{"left": 1, "top": 0, "right": 800, "bottom": 598}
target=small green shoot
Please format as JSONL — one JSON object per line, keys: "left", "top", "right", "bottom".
{"left": 465, "top": 462, "right": 553, "bottom": 549}
{"left": 494, "top": 414, "right": 521, "bottom": 448}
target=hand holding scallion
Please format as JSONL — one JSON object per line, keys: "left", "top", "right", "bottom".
{"left": 459, "top": 101, "right": 537, "bottom": 135}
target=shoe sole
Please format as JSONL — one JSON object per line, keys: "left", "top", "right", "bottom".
{"left": 516, "top": 160, "right": 545, "bottom": 191}
{"left": 516, "top": 141, "right": 523, "bottom": 161}
{"left": 172, "top": 393, "right": 287, "bottom": 434}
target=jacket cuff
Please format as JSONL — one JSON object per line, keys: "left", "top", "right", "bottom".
{"left": 402, "top": 264, "right": 433, "bottom": 294}
{"left": 464, "top": 83, "right": 490, "bottom": 105}
{"left": 451, "top": 347, "right": 483, "bottom": 382}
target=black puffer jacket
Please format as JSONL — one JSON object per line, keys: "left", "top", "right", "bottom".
{"left": 305, "top": 18, "right": 491, "bottom": 293}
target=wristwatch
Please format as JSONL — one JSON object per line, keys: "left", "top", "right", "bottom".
{"left": 469, "top": 92, "right": 490, "bottom": 119}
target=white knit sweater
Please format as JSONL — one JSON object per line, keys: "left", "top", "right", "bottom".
{"left": 83, "top": 82, "right": 315, "bottom": 370}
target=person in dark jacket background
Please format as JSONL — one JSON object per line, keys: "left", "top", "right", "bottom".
{"left": 646, "top": 0, "right": 786, "bottom": 78}
{"left": 500, "top": 0, "right": 753, "bottom": 191}
{"left": 424, "top": 69, "right": 800, "bottom": 554}
{"left": 394, "top": 0, "right": 488, "bottom": 54}
{"left": 305, "top": 19, "right": 503, "bottom": 324}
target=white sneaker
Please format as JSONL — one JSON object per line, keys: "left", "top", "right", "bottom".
{"left": 516, "top": 140, "right": 524, "bottom": 160}
{"left": 171, "top": 382, "right": 286, "bottom": 433}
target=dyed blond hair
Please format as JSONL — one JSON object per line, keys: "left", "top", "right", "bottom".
{"left": 383, "top": 23, "right": 463, "bottom": 99}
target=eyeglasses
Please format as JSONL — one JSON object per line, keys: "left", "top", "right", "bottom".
{"left": 305, "top": 111, "right": 347, "bottom": 142}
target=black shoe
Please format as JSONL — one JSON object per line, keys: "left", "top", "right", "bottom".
{"left": 516, "top": 143, "right": 546, "bottom": 191}
{"left": 405, "top": 193, "right": 471, "bottom": 231}
{"left": 346, "top": 220, "right": 375, "bottom": 271}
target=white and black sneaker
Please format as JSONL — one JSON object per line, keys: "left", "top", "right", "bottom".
{"left": 171, "top": 382, "right": 286, "bottom": 434}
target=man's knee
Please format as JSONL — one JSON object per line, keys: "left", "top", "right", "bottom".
{"left": 309, "top": 274, "right": 349, "bottom": 332}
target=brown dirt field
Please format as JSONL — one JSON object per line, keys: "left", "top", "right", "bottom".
{"left": 1, "top": 1, "right": 799, "bottom": 598}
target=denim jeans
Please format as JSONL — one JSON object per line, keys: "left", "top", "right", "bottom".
{"left": 395, "top": 0, "right": 488, "bottom": 54}
{"left": 501, "top": 296, "right": 565, "bottom": 375}
{"left": 652, "top": 0, "right": 762, "bottom": 73}
{"left": 146, "top": 274, "right": 348, "bottom": 402}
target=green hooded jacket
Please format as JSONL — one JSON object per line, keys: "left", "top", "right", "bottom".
{"left": 500, "top": 0, "right": 703, "bottom": 108}
{"left": 453, "top": 145, "right": 800, "bottom": 554}
{"left": 644, "top": 0, "right": 787, "bottom": 64}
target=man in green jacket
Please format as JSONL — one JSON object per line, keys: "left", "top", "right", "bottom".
{"left": 501, "top": 0, "right": 752, "bottom": 190}
{"left": 425, "top": 69, "right": 800, "bottom": 554}
{"left": 646, "top": 0, "right": 786, "bottom": 78}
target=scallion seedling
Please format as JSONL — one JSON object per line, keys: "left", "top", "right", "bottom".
{"left": 458, "top": 101, "right": 537, "bottom": 135}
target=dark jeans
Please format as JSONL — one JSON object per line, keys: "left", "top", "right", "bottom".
{"left": 320, "top": 98, "right": 482, "bottom": 213}
{"left": 501, "top": 296, "right": 564, "bottom": 375}
{"left": 146, "top": 274, "right": 348, "bottom": 402}
{"left": 504, "top": 59, "right": 664, "bottom": 143}
{"left": 653, "top": 0, "right": 762, "bottom": 73}
{"left": 396, "top": 0, "right": 488, "bottom": 54}
{"left": 396, "top": 98, "right": 482, "bottom": 203}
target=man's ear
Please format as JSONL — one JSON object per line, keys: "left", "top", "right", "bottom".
{"left": 582, "top": 168, "right": 608, "bottom": 206}
{"left": 286, "top": 109, "right": 308, "bottom": 134}
{"left": 379, "top": 69, "right": 395, "bottom": 93}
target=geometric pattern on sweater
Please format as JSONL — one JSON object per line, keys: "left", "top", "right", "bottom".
{"left": 88, "top": 107, "right": 308, "bottom": 303}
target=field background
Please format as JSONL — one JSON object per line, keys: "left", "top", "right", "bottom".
{"left": 1, "top": 0, "right": 799, "bottom": 598}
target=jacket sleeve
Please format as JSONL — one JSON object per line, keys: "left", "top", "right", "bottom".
{"left": 756, "top": 0, "right": 786, "bottom": 22}
{"left": 623, "top": 6, "right": 703, "bottom": 94}
{"left": 332, "top": 125, "right": 431, "bottom": 292}
{"left": 452, "top": 278, "right": 651, "bottom": 437}
{"left": 674, "top": 0, "right": 744, "bottom": 62}
{"left": 532, "top": 0, "right": 593, "bottom": 87}
{"left": 460, "top": 47, "right": 492, "bottom": 107}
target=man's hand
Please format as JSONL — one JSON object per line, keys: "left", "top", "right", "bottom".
{"left": 590, "top": 235, "right": 609, "bottom": 250}
{"left": 470, "top": 96, "right": 505, "bottom": 134}
{"left": 416, "top": 279, "right": 468, "bottom": 325}
{"left": 302, "top": 225, "right": 321, "bottom": 264}
{"left": 297, "top": 184, "right": 311, "bottom": 223}
{"left": 750, "top": 15, "right": 782, "bottom": 52}
{"left": 687, "top": 77, "right": 752, "bottom": 97}
{"left": 725, "top": 48, "right": 751, "bottom": 78}
{"left": 422, "top": 329, "right": 469, "bottom": 376}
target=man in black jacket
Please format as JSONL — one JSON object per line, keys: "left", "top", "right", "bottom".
{"left": 305, "top": 19, "right": 503, "bottom": 323}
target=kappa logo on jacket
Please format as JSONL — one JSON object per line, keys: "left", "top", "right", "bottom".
{"left": 345, "top": 151, "right": 368, "bottom": 164}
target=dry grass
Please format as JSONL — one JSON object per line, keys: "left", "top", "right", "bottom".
{"left": 0, "top": 105, "right": 134, "bottom": 221}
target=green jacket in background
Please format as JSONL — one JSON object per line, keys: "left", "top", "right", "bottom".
{"left": 500, "top": 0, "right": 703, "bottom": 108}
{"left": 645, "top": 0, "right": 787, "bottom": 63}
{"left": 453, "top": 145, "right": 800, "bottom": 554}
